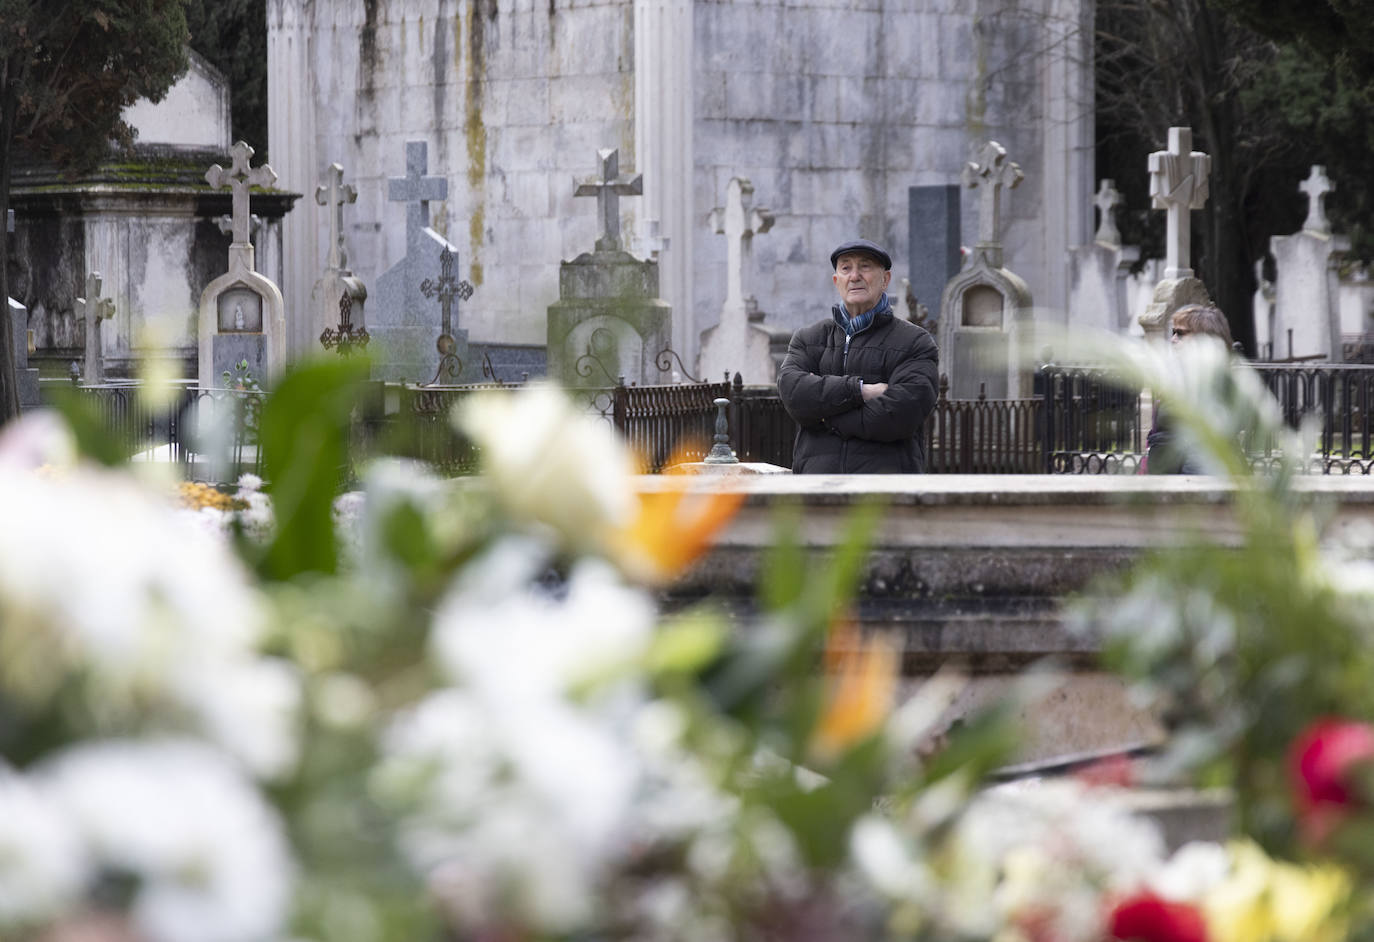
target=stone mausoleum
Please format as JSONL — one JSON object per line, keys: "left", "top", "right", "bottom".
{"left": 269, "top": 0, "right": 1093, "bottom": 376}
{"left": 7, "top": 51, "right": 298, "bottom": 381}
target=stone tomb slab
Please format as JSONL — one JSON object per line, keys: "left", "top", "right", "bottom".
{"left": 638, "top": 473, "right": 1374, "bottom": 764}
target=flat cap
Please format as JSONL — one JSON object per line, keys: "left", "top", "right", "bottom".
{"left": 830, "top": 238, "right": 892, "bottom": 270}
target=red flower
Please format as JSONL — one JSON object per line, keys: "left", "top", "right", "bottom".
{"left": 1289, "top": 718, "right": 1374, "bottom": 844}
{"left": 1108, "top": 892, "right": 1208, "bottom": 942}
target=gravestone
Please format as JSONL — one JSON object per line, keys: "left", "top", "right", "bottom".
{"left": 1138, "top": 128, "right": 1214, "bottom": 342}
{"left": 198, "top": 141, "right": 287, "bottom": 387}
{"left": 1068, "top": 179, "right": 1141, "bottom": 334}
{"left": 938, "top": 142, "right": 1034, "bottom": 398}
{"left": 6, "top": 209, "right": 38, "bottom": 408}
{"left": 311, "top": 163, "right": 369, "bottom": 355}
{"left": 907, "top": 185, "right": 961, "bottom": 331}
{"left": 547, "top": 149, "right": 671, "bottom": 390}
{"left": 371, "top": 141, "right": 471, "bottom": 384}
{"left": 698, "top": 177, "right": 777, "bottom": 384}
{"left": 75, "top": 272, "right": 116, "bottom": 385}
{"left": 1269, "top": 165, "right": 1349, "bottom": 361}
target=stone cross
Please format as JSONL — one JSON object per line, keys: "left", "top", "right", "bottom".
{"left": 574, "top": 148, "right": 643, "bottom": 252}
{"left": 420, "top": 245, "right": 474, "bottom": 339}
{"left": 316, "top": 163, "right": 358, "bottom": 270}
{"left": 1299, "top": 165, "right": 1332, "bottom": 235}
{"left": 215, "top": 213, "right": 261, "bottom": 242}
{"left": 1148, "top": 127, "right": 1211, "bottom": 280}
{"left": 205, "top": 141, "right": 277, "bottom": 247}
{"left": 1094, "top": 179, "right": 1122, "bottom": 246}
{"left": 709, "top": 177, "right": 773, "bottom": 314}
{"left": 75, "top": 271, "right": 115, "bottom": 385}
{"left": 962, "top": 141, "right": 1023, "bottom": 251}
{"left": 388, "top": 140, "right": 447, "bottom": 245}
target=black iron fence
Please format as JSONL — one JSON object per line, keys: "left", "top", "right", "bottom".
{"left": 65, "top": 382, "right": 265, "bottom": 477}
{"left": 65, "top": 362, "right": 1374, "bottom": 479}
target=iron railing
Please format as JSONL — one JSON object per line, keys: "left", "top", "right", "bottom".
{"left": 70, "top": 382, "right": 265, "bottom": 477}
{"left": 67, "top": 362, "right": 1374, "bottom": 479}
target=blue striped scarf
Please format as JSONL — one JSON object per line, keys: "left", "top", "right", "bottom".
{"left": 832, "top": 292, "right": 890, "bottom": 336}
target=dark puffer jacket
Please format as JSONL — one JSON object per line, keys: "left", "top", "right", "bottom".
{"left": 777, "top": 306, "right": 939, "bottom": 473}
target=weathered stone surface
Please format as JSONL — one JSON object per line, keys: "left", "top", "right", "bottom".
{"left": 268, "top": 0, "right": 1093, "bottom": 372}
{"left": 647, "top": 474, "right": 1374, "bottom": 762}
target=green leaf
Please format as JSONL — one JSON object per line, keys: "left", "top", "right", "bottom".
{"left": 256, "top": 356, "right": 371, "bottom": 581}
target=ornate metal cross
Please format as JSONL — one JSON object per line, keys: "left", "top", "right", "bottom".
{"left": 316, "top": 163, "right": 358, "bottom": 270}
{"left": 963, "top": 141, "right": 1024, "bottom": 248}
{"left": 388, "top": 140, "right": 448, "bottom": 244}
{"left": 1093, "top": 179, "right": 1122, "bottom": 246}
{"left": 206, "top": 141, "right": 277, "bottom": 246}
{"left": 75, "top": 271, "right": 115, "bottom": 385}
{"left": 574, "top": 148, "right": 643, "bottom": 252}
{"left": 320, "top": 292, "right": 370, "bottom": 356}
{"left": 1148, "top": 127, "right": 1211, "bottom": 280}
{"left": 1299, "top": 165, "right": 1332, "bottom": 235}
{"left": 709, "top": 177, "right": 774, "bottom": 316}
{"left": 420, "top": 245, "right": 473, "bottom": 340}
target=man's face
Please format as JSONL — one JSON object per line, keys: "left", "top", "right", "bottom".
{"left": 833, "top": 252, "right": 891, "bottom": 314}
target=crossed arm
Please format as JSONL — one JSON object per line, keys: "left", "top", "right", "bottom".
{"left": 777, "top": 331, "right": 938, "bottom": 443}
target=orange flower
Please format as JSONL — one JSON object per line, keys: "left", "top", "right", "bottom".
{"left": 611, "top": 477, "right": 745, "bottom": 584}
{"left": 810, "top": 619, "right": 899, "bottom": 762}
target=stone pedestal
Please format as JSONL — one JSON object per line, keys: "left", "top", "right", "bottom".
{"left": 939, "top": 247, "right": 1034, "bottom": 398}
{"left": 1069, "top": 242, "right": 1141, "bottom": 335}
{"left": 1270, "top": 229, "right": 1348, "bottom": 361}
{"left": 547, "top": 249, "right": 672, "bottom": 389}
{"left": 1138, "top": 276, "right": 1212, "bottom": 343}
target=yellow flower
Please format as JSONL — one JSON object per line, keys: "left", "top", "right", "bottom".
{"left": 1203, "top": 840, "right": 1350, "bottom": 942}
{"left": 810, "top": 619, "right": 899, "bottom": 762}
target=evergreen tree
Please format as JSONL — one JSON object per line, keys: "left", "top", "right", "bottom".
{"left": 0, "top": 0, "right": 190, "bottom": 423}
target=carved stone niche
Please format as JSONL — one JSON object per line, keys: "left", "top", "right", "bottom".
{"left": 938, "top": 260, "right": 1033, "bottom": 399}
{"left": 217, "top": 284, "right": 264, "bottom": 333}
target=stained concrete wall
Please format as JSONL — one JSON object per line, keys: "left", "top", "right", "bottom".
{"left": 269, "top": 0, "right": 1092, "bottom": 368}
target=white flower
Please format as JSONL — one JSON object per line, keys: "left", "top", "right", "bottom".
{"left": 456, "top": 384, "right": 638, "bottom": 551}
{"left": 0, "top": 466, "right": 299, "bottom": 778}
{"left": 432, "top": 551, "right": 655, "bottom": 709}
{"left": 37, "top": 739, "right": 294, "bottom": 942}
{"left": 177, "top": 657, "right": 302, "bottom": 781}
{"left": 850, "top": 815, "right": 932, "bottom": 902}
{"left": 940, "top": 779, "right": 1168, "bottom": 942}
{"left": 0, "top": 766, "right": 86, "bottom": 930}
{"left": 1150, "top": 840, "right": 1232, "bottom": 902}
{"left": 0, "top": 410, "right": 78, "bottom": 470}
{"left": 380, "top": 688, "right": 641, "bottom": 934}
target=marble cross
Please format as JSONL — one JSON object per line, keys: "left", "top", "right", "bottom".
{"left": 420, "top": 245, "right": 473, "bottom": 339}
{"left": 1299, "top": 165, "right": 1332, "bottom": 235}
{"left": 388, "top": 141, "right": 447, "bottom": 245}
{"left": 1148, "top": 127, "right": 1211, "bottom": 280}
{"left": 962, "top": 141, "right": 1023, "bottom": 248}
{"left": 316, "top": 163, "right": 358, "bottom": 270}
{"left": 575, "top": 148, "right": 643, "bottom": 252}
{"left": 205, "top": 141, "right": 277, "bottom": 246}
{"left": 75, "top": 271, "right": 115, "bottom": 385}
{"left": 1093, "top": 179, "right": 1122, "bottom": 246}
{"left": 709, "top": 177, "right": 774, "bottom": 314}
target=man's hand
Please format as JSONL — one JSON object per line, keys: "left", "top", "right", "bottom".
{"left": 861, "top": 381, "right": 888, "bottom": 401}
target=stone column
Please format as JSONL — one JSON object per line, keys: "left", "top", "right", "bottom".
{"left": 267, "top": 0, "right": 319, "bottom": 361}
{"left": 635, "top": 0, "right": 695, "bottom": 369}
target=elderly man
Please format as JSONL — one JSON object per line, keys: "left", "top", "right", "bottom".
{"left": 777, "top": 238, "right": 939, "bottom": 473}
